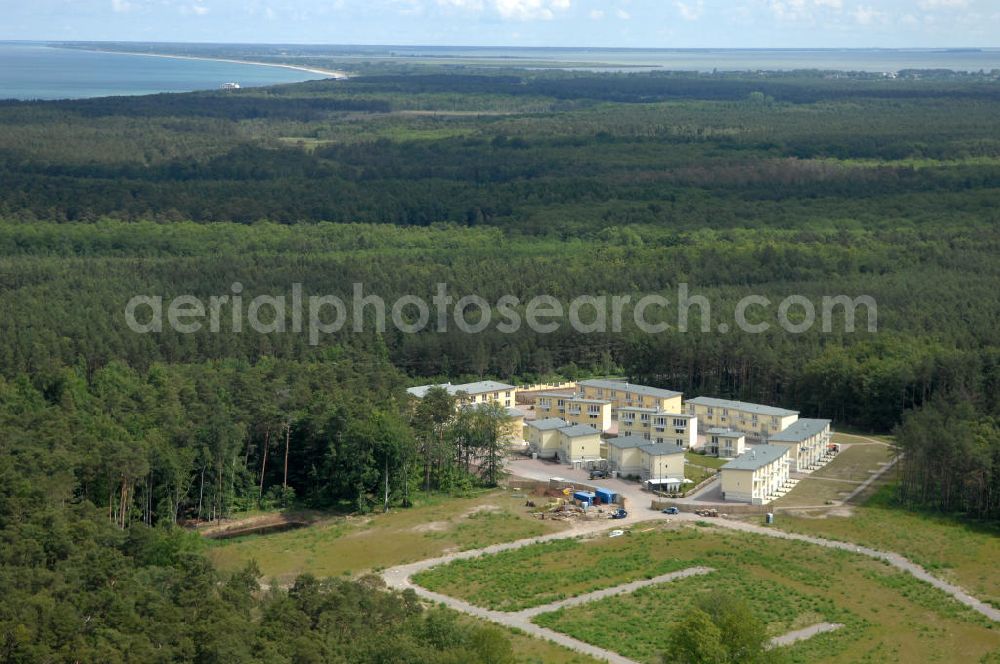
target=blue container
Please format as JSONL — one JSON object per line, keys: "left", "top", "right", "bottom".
{"left": 595, "top": 488, "right": 617, "bottom": 504}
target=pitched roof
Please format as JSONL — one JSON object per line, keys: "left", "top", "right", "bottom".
{"left": 407, "top": 380, "right": 516, "bottom": 399}
{"left": 526, "top": 417, "right": 569, "bottom": 431}
{"left": 722, "top": 445, "right": 789, "bottom": 471}
{"left": 707, "top": 428, "right": 745, "bottom": 437}
{"left": 558, "top": 424, "right": 602, "bottom": 438}
{"left": 579, "top": 379, "right": 682, "bottom": 400}
{"left": 769, "top": 418, "right": 831, "bottom": 443}
{"left": 686, "top": 396, "right": 798, "bottom": 417}
{"left": 639, "top": 443, "right": 686, "bottom": 457}
{"left": 607, "top": 435, "right": 652, "bottom": 450}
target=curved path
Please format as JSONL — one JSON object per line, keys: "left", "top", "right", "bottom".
{"left": 384, "top": 507, "right": 998, "bottom": 663}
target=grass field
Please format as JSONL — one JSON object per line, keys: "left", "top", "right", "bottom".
{"left": 506, "top": 627, "right": 602, "bottom": 664}
{"left": 415, "top": 522, "right": 1000, "bottom": 663}
{"left": 532, "top": 526, "right": 1000, "bottom": 663}
{"left": 775, "top": 442, "right": 896, "bottom": 507}
{"left": 208, "top": 490, "right": 566, "bottom": 582}
{"left": 415, "top": 528, "right": 704, "bottom": 611}
{"left": 684, "top": 462, "right": 717, "bottom": 485}
{"left": 685, "top": 451, "right": 728, "bottom": 469}
{"left": 775, "top": 485, "right": 1000, "bottom": 609}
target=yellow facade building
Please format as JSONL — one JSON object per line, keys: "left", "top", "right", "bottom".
{"left": 524, "top": 418, "right": 568, "bottom": 459}
{"left": 640, "top": 443, "right": 686, "bottom": 482}
{"left": 767, "top": 418, "right": 832, "bottom": 472}
{"left": 705, "top": 428, "right": 746, "bottom": 458}
{"left": 555, "top": 424, "right": 603, "bottom": 466}
{"left": 685, "top": 396, "right": 798, "bottom": 442}
{"left": 577, "top": 379, "right": 683, "bottom": 418}
{"left": 534, "top": 393, "right": 613, "bottom": 432}
{"left": 720, "top": 445, "right": 791, "bottom": 505}
{"left": 618, "top": 408, "right": 698, "bottom": 448}
{"left": 406, "top": 380, "right": 517, "bottom": 408}
{"left": 607, "top": 435, "right": 685, "bottom": 480}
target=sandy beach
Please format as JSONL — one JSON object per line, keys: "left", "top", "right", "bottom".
{"left": 66, "top": 47, "right": 351, "bottom": 80}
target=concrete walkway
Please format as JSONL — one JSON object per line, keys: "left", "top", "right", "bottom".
{"left": 384, "top": 451, "right": 997, "bottom": 661}
{"left": 841, "top": 455, "right": 900, "bottom": 503}
{"left": 770, "top": 622, "right": 844, "bottom": 648}
{"left": 518, "top": 566, "right": 714, "bottom": 618}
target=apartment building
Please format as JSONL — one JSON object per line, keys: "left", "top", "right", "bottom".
{"left": 639, "top": 443, "right": 686, "bottom": 482}
{"left": 704, "top": 428, "right": 746, "bottom": 458}
{"left": 524, "top": 418, "right": 569, "bottom": 458}
{"left": 504, "top": 407, "right": 527, "bottom": 446}
{"left": 556, "top": 424, "right": 603, "bottom": 465}
{"left": 577, "top": 379, "right": 683, "bottom": 418}
{"left": 720, "top": 445, "right": 791, "bottom": 505}
{"left": 535, "top": 393, "right": 613, "bottom": 432}
{"left": 685, "top": 396, "right": 798, "bottom": 442}
{"left": 406, "top": 380, "right": 517, "bottom": 408}
{"left": 607, "top": 435, "right": 685, "bottom": 480}
{"left": 768, "top": 418, "right": 832, "bottom": 472}
{"left": 618, "top": 408, "right": 698, "bottom": 448}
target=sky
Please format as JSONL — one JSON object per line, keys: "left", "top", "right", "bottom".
{"left": 2, "top": 0, "right": 999, "bottom": 48}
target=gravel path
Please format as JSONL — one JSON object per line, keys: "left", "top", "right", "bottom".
{"left": 841, "top": 454, "right": 899, "bottom": 503}
{"left": 517, "top": 566, "right": 714, "bottom": 618}
{"left": 383, "top": 463, "right": 998, "bottom": 661}
{"left": 769, "top": 622, "right": 844, "bottom": 648}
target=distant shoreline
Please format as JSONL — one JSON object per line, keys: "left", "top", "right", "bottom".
{"left": 58, "top": 46, "right": 351, "bottom": 81}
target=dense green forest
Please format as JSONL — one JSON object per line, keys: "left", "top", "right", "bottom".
{"left": 2, "top": 65, "right": 1000, "bottom": 659}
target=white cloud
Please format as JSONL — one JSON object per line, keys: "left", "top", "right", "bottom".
{"left": 494, "top": 0, "right": 571, "bottom": 20}
{"left": 675, "top": 0, "right": 703, "bottom": 21}
{"left": 616, "top": 8, "right": 631, "bottom": 19}
{"left": 111, "top": 0, "right": 132, "bottom": 13}
{"left": 769, "top": 0, "right": 844, "bottom": 22}
{"left": 589, "top": 9, "right": 604, "bottom": 19}
{"left": 436, "top": 0, "right": 572, "bottom": 20}
{"left": 852, "top": 4, "right": 885, "bottom": 24}
{"left": 918, "top": 0, "right": 969, "bottom": 8}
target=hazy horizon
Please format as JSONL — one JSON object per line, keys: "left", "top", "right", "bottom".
{"left": 3, "top": 0, "right": 999, "bottom": 50}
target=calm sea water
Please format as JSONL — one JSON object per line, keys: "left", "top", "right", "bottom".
{"left": 3, "top": 42, "right": 1000, "bottom": 101}
{"left": 379, "top": 45, "right": 1000, "bottom": 72}
{"left": 0, "top": 43, "right": 324, "bottom": 100}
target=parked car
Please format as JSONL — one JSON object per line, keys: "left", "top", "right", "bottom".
{"left": 662, "top": 506, "right": 679, "bottom": 515}
{"left": 610, "top": 508, "right": 628, "bottom": 519}
{"left": 589, "top": 469, "right": 609, "bottom": 480}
